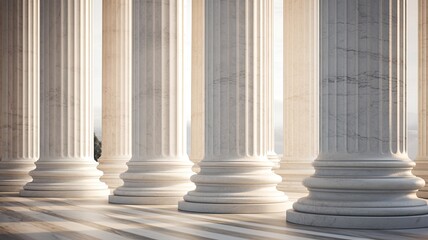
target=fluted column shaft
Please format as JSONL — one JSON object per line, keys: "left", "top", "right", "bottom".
{"left": 21, "top": 0, "right": 108, "bottom": 197}
{"left": 414, "top": 0, "right": 428, "bottom": 199}
{"left": 0, "top": 0, "right": 39, "bottom": 192}
{"left": 97, "top": 0, "right": 132, "bottom": 190}
{"left": 109, "top": 0, "right": 194, "bottom": 205}
{"left": 265, "top": 0, "right": 279, "bottom": 168}
{"left": 278, "top": 0, "right": 318, "bottom": 193}
{"left": 178, "top": 0, "right": 287, "bottom": 214}
{"left": 190, "top": 0, "right": 205, "bottom": 173}
{"left": 287, "top": 0, "right": 428, "bottom": 229}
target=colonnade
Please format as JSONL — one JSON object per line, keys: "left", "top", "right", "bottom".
{"left": 1, "top": 0, "right": 428, "bottom": 229}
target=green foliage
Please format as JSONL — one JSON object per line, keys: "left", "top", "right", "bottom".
{"left": 94, "top": 134, "right": 102, "bottom": 162}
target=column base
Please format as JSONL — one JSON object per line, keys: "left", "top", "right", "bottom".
{"left": 178, "top": 201, "right": 289, "bottom": 214}
{"left": 276, "top": 161, "right": 314, "bottom": 193}
{"left": 267, "top": 153, "right": 281, "bottom": 169}
{"left": 20, "top": 189, "right": 110, "bottom": 198}
{"left": 101, "top": 178, "right": 124, "bottom": 191}
{"left": 277, "top": 181, "right": 307, "bottom": 193}
{"left": 0, "top": 160, "right": 36, "bottom": 192}
{"left": 190, "top": 158, "right": 201, "bottom": 173}
{"left": 417, "top": 190, "right": 428, "bottom": 199}
{"left": 286, "top": 209, "right": 428, "bottom": 229}
{"left": 191, "top": 164, "right": 201, "bottom": 173}
{"left": 180, "top": 159, "right": 288, "bottom": 213}
{"left": 413, "top": 157, "right": 428, "bottom": 199}
{"left": 0, "top": 184, "right": 25, "bottom": 192}
{"left": 97, "top": 156, "right": 129, "bottom": 189}
{"left": 289, "top": 156, "right": 428, "bottom": 229}
{"left": 20, "top": 159, "right": 109, "bottom": 198}
{"left": 109, "top": 195, "right": 183, "bottom": 205}
{"left": 109, "top": 158, "right": 194, "bottom": 205}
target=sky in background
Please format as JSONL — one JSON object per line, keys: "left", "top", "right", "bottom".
{"left": 92, "top": 0, "right": 419, "bottom": 158}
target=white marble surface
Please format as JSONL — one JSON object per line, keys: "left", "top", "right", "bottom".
{"left": 110, "top": 0, "right": 194, "bottom": 205}
{"left": 0, "top": 0, "right": 39, "bottom": 192}
{"left": 97, "top": 0, "right": 132, "bottom": 190}
{"left": 278, "top": 0, "right": 318, "bottom": 193}
{"left": 288, "top": 0, "right": 428, "bottom": 229}
{"left": 20, "top": 0, "right": 109, "bottom": 198}
{"left": 179, "top": 0, "right": 287, "bottom": 214}
{"left": 413, "top": 0, "right": 428, "bottom": 199}
{"left": 1, "top": 193, "right": 428, "bottom": 239}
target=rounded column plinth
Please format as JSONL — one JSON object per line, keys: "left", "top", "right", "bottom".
{"left": 109, "top": 158, "right": 194, "bottom": 205}
{"left": 20, "top": 159, "right": 109, "bottom": 198}
{"left": 179, "top": 159, "right": 288, "bottom": 214}
{"left": 191, "top": 163, "right": 201, "bottom": 174}
{"left": 413, "top": 158, "right": 428, "bottom": 199}
{"left": 286, "top": 156, "right": 428, "bottom": 229}
{"left": 286, "top": 210, "right": 428, "bottom": 229}
{"left": 0, "top": 160, "right": 36, "bottom": 192}
{"left": 97, "top": 156, "right": 129, "bottom": 190}
{"left": 418, "top": 191, "right": 428, "bottom": 199}
{"left": 0, "top": 185, "right": 23, "bottom": 193}
{"left": 276, "top": 161, "right": 314, "bottom": 193}
{"left": 267, "top": 152, "right": 281, "bottom": 170}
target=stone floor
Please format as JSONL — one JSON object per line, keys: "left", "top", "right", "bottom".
{"left": 0, "top": 193, "right": 428, "bottom": 240}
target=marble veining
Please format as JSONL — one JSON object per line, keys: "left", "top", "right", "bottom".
{"left": 287, "top": 0, "right": 428, "bottom": 229}
{"left": 319, "top": 0, "right": 406, "bottom": 155}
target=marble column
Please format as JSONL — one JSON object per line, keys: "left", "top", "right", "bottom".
{"left": 97, "top": 0, "right": 132, "bottom": 190}
{"left": 264, "top": 0, "right": 279, "bottom": 169}
{"left": 0, "top": 0, "right": 39, "bottom": 192}
{"left": 109, "top": 0, "right": 194, "bottom": 205}
{"left": 277, "top": 0, "right": 318, "bottom": 193}
{"left": 287, "top": 0, "right": 428, "bottom": 229}
{"left": 20, "top": 0, "right": 109, "bottom": 197}
{"left": 190, "top": 0, "right": 205, "bottom": 174}
{"left": 178, "top": 0, "right": 288, "bottom": 214}
{"left": 414, "top": 0, "right": 428, "bottom": 199}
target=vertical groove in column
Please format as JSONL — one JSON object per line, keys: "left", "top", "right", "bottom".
{"left": 287, "top": 0, "right": 428, "bottom": 229}
{"left": 0, "top": 0, "right": 39, "bottom": 192}
{"left": 97, "top": 0, "right": 132, "bottom": 190}
{"left": 414, "top": 0, "right": 428, "bottom": 198}
{"left": 20, "top": 0, "right": 108, "bottom": 198}
{"left": 178, "top": 0, "right": 287, "bottom": 214}
{"left": 109, "top": 0, "right": 194, "bottom": 205}
{"left": 279, "top": 0, "right": 318, "bottom": 193}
